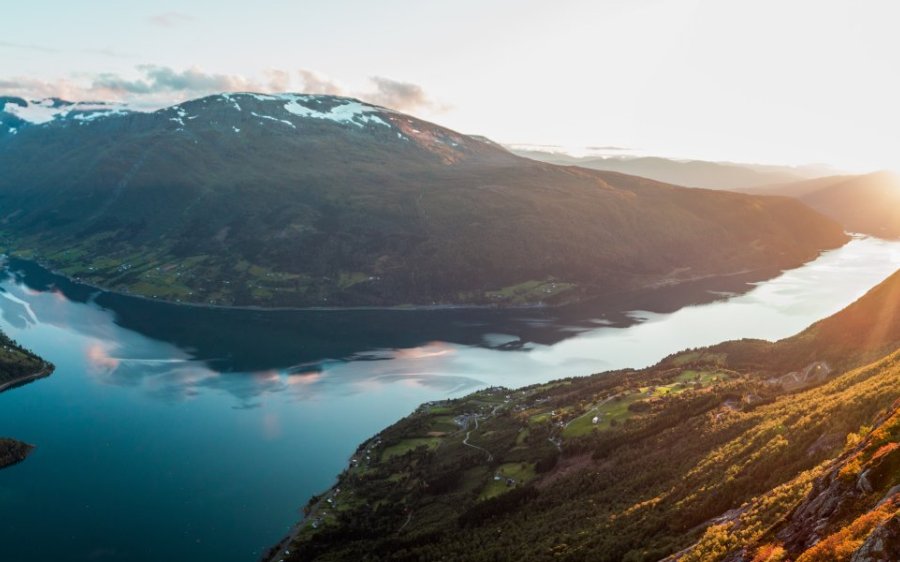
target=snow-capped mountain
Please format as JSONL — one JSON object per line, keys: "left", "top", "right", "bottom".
{"left": 1, "top": 93, "right": 494, "bottom": 164}
{"left": 0, "top": 91, "right": 847, "bottom": 308}
{"left": 1, "top": 96, "right": 135, "bottom": 133}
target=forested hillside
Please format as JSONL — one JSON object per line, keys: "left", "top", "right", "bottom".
{"left": 743, "top": 172, "right": 900, "bottom": 239}
{"left": 0, "top": 93, "right": 847, "bottom": 307}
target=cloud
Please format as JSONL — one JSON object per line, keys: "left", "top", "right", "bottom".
{"left": 296, "top": 69, "right": 442, "bottom": 113}
{"left": 1, "top": 65, "right": 444, "bottom": 116}
{"left": 296, "top": 70, "right": 343, "bottom": 95}
{"left": 92, "top": 65, "right": 261, "bottom": 96}
{"left": 83, "top": 47, "right": 132, "bottom": 59}
{"left": 0, "top": 67, "right": 260, "bottom": 107}
{"left": 361, "top": 76, "right": 439, "bottom": 112}
{"left": 0, "top": 41, "right": 129, "bottom": 58}
{"left": 0, "top": 77, "right": 87, "bottom": 100}
{"left": 148, "top": 12, "right": 193, "bottom": 27}
{"left": 265, "top": 69, "right": 291, "bottom": 93}
{"left": 0, "top": 40, "right": 58, "bottom": 53}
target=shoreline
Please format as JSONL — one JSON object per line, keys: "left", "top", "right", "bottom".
{"left": 2, "top": 252, "right": 820, "bottom": 315}
{"left": 255, "top": 259, "right": 845, "bottom": 559}
{"left": 0, "top": 365, "right": 54, "bottom": 394}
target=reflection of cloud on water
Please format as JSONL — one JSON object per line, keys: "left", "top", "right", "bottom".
{"left": 262, "top": 413, "right": 281, "bottom": 440}
{"left": 0, "top": 287, "right": 40, "bottom": 328}
{"left": 286, "top": 371, "right": 322, "bottom": 386}
{"left": 394, "top": 341, "right": 454, "bottom": 359}
{"left": 0, "top": 277, "right": 120, "bottom": 339}
{"left": 86, "top": 343, "right": 121, "bottom": 374}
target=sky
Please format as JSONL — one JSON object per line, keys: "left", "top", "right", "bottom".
{"left": 2, "top": 0, "right": 898, "bottom": 171}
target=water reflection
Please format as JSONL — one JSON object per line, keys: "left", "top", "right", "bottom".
{"left": 3, "top": 237, "right": 900, "bottom": 407}
{"left": 0, "top": 256, "right": 778, "bottom": 372}
{"left": 3, "top": 239, "right": 900, "bottom": 562}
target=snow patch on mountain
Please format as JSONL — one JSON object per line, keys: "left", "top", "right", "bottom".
{"left": 221, "top": 94, "right": 242, "bottom": 112}
{"left": 72, "top": 109, "right": 132, "bottom": 122}
{"left": 2, "top": 98, "right": 134, "bottom": 124}
{"left": 281, "top": 95, "right": 390, "bottom": 128}
{"left": 251, "top": 112, "right": 297, "bottom": 128}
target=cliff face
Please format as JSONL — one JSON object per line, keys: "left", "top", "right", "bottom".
{"left": 775, "top": 403, "right": 900, "bottom": 561}
{"left": 704, "top": 402, "right": 900, "bottom": 562}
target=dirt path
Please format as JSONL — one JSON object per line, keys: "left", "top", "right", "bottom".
{"left": 462, "top": 416, "right": 493, "bottom": 462}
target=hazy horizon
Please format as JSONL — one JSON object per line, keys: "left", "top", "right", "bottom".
{"left": 3, "top": 1, "right": 899, "bottom": 171}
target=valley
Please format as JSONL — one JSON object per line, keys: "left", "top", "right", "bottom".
{"left": 3, "top": 4, "right": 899, "bottom": 562}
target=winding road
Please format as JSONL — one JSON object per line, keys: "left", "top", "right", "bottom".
{"left": 461, "top": 416, "right": 493, "bottom": 462}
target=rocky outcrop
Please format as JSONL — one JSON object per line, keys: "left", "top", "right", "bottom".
{"left": 850, "top": 514, "right": 900, "bottom": 562}
{"left": 775, "top": 403, "right": 900, "bottom": 558}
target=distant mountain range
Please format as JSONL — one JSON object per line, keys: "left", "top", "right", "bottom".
{"left": 0, "top": 93, "right": 846, "bottom": 307}
{"left": 742, "top": 171, "right": 900, "bottom": 239}
{"left": 510, "top": 148, "right": 837, "bottom": 190}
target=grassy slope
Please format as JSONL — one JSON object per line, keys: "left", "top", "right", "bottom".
{"left": 276, "top": 269, "right": 900, "bottom": 562}
{"left": 0, "top": 94, "right": 847, "bottom": 307}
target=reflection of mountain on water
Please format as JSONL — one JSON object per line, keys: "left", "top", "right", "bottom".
{"left": 1, "top": 257, "right": 770, "bottom": 374}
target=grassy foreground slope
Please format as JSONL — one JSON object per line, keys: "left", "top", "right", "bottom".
{"left": 272, "top": 270, "right": 900, "bottom": 561}
{"left": 0, "top": 93, "right": 847, "bottom": 307}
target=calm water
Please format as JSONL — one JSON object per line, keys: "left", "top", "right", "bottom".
{"left": 1, "top": 237, "right": 900, "bottom": 562}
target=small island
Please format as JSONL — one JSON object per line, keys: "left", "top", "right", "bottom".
{"left": 0, "top": 438, "right": 34, "bottom": 469}
{"left": 0, "top": 328, "right": 53, "bottom": 469}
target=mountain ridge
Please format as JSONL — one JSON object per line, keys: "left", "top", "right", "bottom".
{"left": 0, "top": 92, "right": 848, "bottom": 308}
{"left": 510, "top": 149, "right": 837, "bottom": 190}
{"left": 742, "top": 172, "right": 900, "bottom": 239}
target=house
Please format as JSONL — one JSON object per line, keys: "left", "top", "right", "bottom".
{"left": 592, "top": 416, "right": 600, "bottom": 424}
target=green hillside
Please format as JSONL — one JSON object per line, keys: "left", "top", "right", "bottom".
{"left": 0, "top": 329, "right": 51, "bottom": 391}
{"left": 0, "top": 93, "right": 847, "bottom": 307}
{"left": 272, "top": 269, "right": 900, "bottom": 561}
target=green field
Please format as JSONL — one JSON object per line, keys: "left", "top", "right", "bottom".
{"left": 562, "top": 370, "right": 731, "bottom": 438}
{"left": 478, "top": 462, "right": 537, "bottom": 500}
{"left": 380, "top": 437, "right": 442, "bottom": 461}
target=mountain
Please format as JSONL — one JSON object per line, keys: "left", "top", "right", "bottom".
{"left": 510, "top": 149, "right": 833, "bottom": 190}
{"left": 743, "top": 172, "right": 900, "bottom": 239}
{"left": 0, "top": 93, "right": 847, "bottom": 307}
{"left": 0, "top": 96, "right": 132, "bottom": 131}
{"left": 272, "top": 269, "right": 900, "bottom": 561}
